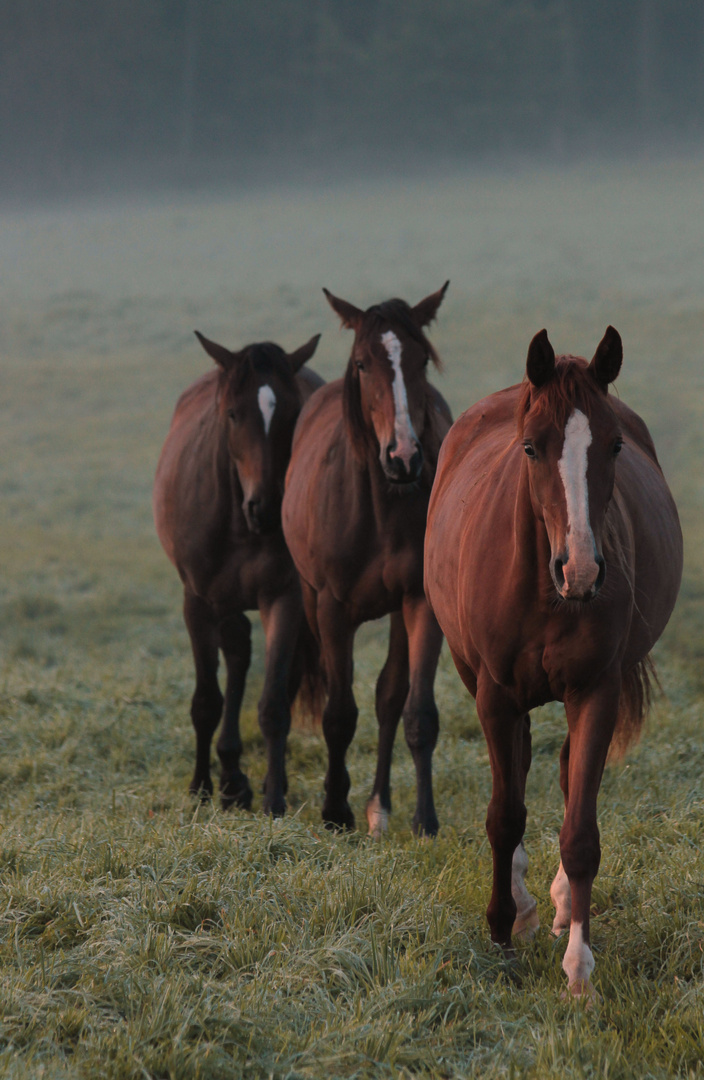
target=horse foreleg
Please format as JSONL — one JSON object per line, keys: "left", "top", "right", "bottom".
{"left": 184, "top": 591, "right": 223, "bottom": 800}
{"left": 476, "top": 673, "right": 530, "bottom": 949}
{"left": 402, "top": 596, "right": 443, "bottom": 837}
{"left": 560, "top": 674, "right": 620, "bottom": 997}
{"left": 217, "top": 611, "right": 253, "bottom": 811}
{"left": 317, "top": 591, "right": 357, "bottom": 831}
{"left": 258, "top": 592, "right": 300, "bottom": 817}
{"left": 367, "top": 611, "right": 409, "bottom": 837}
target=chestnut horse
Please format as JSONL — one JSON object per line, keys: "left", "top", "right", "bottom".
{"left": 154, "top": 330, "right": 324, "bottom": 815}
{"left": 282, "top": 286, "right": 452, "bottom": 836}
{"left": 425, "top": 327, "right": 682, "bottom": 996}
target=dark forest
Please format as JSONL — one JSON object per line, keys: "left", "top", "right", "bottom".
{"left": 1, "top": 0, "right": 702, "bottom": 197}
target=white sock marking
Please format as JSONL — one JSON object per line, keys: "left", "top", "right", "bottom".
{"left": 563, "top": 919, "right": 595, "bottom": 990}
{"left": 366, "top": 794, "right": 389, "bottom": 838}
{"left": 258, "top": 384, "right": 276, "bottom": 435}
{"left": 557, "top": 409, "right": 597, "bottom": 592}
{"left": 550, "top": 860, "right": 572, "bottom": 935}
{"left": 381, "top": 330, "right": 417, "bottom": 469}
{"left": 511, "top": 843, "right": 539, "bottom": 939}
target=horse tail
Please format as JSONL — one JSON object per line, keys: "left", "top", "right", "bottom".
{"left": 609, "top": 653, "right": 659, "bottom": 761}
{"left": 290, "top": 617, "right": 326, "bottom": 729}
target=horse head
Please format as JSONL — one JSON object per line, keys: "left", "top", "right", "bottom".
{"left": 195, "top": 330, "right": 320, "bottom": 533}
{"left": 518, "top": 326, "right": 624, "bottom": 602}
{"left": 323, "top": 283, "right": 448, "bottom": 485}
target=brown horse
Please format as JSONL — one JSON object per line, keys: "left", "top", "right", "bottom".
{"left": 282, "top": 286, "right": 452, "bottom": 836}
{"left": 425, "top": 327, "right": 682, "bottom": 996}
{"left": 153, "top": 330, "right": 324, "bottom": 815}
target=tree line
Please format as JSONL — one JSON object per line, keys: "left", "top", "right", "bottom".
{"left": 0, "top": 0, "right": 702, "bottom": 193}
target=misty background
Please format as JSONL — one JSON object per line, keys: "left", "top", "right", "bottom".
{"left": 1, "top": 0, "right": 704, "bottom": 200}
{"left": 0, "top": 0, "right": 702, "bottom": 676}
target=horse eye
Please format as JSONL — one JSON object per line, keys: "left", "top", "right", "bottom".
{"left": 523, "top": 442, "right": 536, "bottom": 458}
{"left": 354, "top": 358, "right": 365, "bottom": 372}
{"left": 227, "top": 409, "right": 240, "bottom": 423}
{"left": 613, "top": 437, "right": 623, "bottom": 456}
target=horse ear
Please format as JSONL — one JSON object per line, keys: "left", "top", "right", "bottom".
{"left": 194, "top": 330, "right": 239, "bottom": 371}
{"left": 589, "top": 325, "right": 623, "bottom": 388}
{"left": 411, "top": 280, "right": 449, "bottom": 328}
{"left": 287, "top": 333, "right": 321, "bottom": 373}
{"left": 526, "top": 329, "right": 556, "bottom": 388}
{"left": 323, "top": 288, "right": 363, "bottom": 329}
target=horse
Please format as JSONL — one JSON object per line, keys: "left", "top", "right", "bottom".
{"left": 153, "top": 329, "right": 324, "bottom": 816}
{"left": 425, "top": 326, "right": 682, "bottom": 997}
{"left": 282, "top": 285, "right": 453, "bottom": 836}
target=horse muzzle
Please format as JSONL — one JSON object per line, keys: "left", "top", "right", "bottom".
{"left": 382, "top": 441, "right": 424, "bottom": 485}
{"left": 243, "top": 497, "right": 279, "bottom": 535}
{"left": 551, "top": 552, "right": 606, "bottom": 601}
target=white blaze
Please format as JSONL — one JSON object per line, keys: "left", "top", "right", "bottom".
{"left": 381, "top": 330, "right": 417, "bottom": 469}
{"left": 258, "top": 384, "right": 276, "bottom": 435}
{"left": 557, "top": 409, "right": 597, "bottom": 588}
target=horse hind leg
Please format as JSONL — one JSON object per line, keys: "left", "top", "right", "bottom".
{"left": 258, "top": 592, "right": 302, "bottom": 817}
{"left": 217, "top": 611, "right": 253, "bottom": 811}
{"left": 511, "top": 713, "right": 539, "bottom": 940}
{"left": 550, "top": 734, "right": 572, "bottom": 935}
{"left": 401, "top": 597, "right": 443, "bottom": 837}
{"left": 366, "top": 611, "right": 409, "bottom": 837}
{"left": 184, "top": 592, "right": 223, "bottom": 801}
{"left": 511, "top": 843, "right": 539, "bottom": 940}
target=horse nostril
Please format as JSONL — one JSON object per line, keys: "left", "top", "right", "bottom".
{"left": 553, "top": 558, "right": 565, "bottom": 590}
{"left": 594, "top": 556, "right": 606, "bottom": 594}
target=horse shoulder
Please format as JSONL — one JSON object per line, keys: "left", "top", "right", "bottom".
{"left": 427, "top": 386, "right": 525, "bottom": 674}
{"left": 154, "top": 371, "right": 231, "bottom": 580}
{"left": 284, "top": 380, "right": 351, "bottom": 584}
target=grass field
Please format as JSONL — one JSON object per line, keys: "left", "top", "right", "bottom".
{"left": 1, "top": 159, "right": 703, "bottom": 1078}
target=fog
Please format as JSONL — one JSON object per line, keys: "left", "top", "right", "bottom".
{"left": 1, "top": 2, "right": 703, "bottom": 204}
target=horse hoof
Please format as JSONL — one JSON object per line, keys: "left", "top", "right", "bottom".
{"left": 562, "top": 980, "right": 599, "bottom": 1005}
{"left": 189, "top": 780, "right": 213, "bottom": 804}
{"left": 512, "top": 904, "right": 540, "bottom": 941}
{"left": 366, "top": 795, "right": 389, "bottom": 838}
{"left": 262, "top": 795, "right": 287, "bottom": 818}
{"left": 412, "top": 814, "right": 439, "bottom": 839}
{"left": 220, "top": 776, "right": 253, "bottom": 811}
{"left": 322, "top": 802, "right": 356, "bottom": 832}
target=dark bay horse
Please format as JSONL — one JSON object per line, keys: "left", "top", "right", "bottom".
{"left": 282, "top": 286, "right": 452, "bottom": 836}
{"left": 154, "top": 330, "right": 324, "bottom": 815}
{"left": 425, "top": 327, "right": 682, "bottom": 996}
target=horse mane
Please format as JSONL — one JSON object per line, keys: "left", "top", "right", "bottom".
{"left": 516, "top": 355, "right": 612, "bottom": 436}
{"left": 218, "top": 342, "right": 297, "bottom": 412}
{"left": 601, "top": 511, "right": 660, "bottom": 760}
{"left": 343, "top": 299, "right": 442, "bottom": 465}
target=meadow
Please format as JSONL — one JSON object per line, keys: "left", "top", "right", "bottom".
{"left": 0, "top": 159, "right": 703, "bottom": 1078}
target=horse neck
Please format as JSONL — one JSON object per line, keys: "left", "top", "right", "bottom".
{"left": 512, "top": 460, "right": 553, "bottom": 584}
{"left": 207, "top": 410, "right": 243, "bottom": 515}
